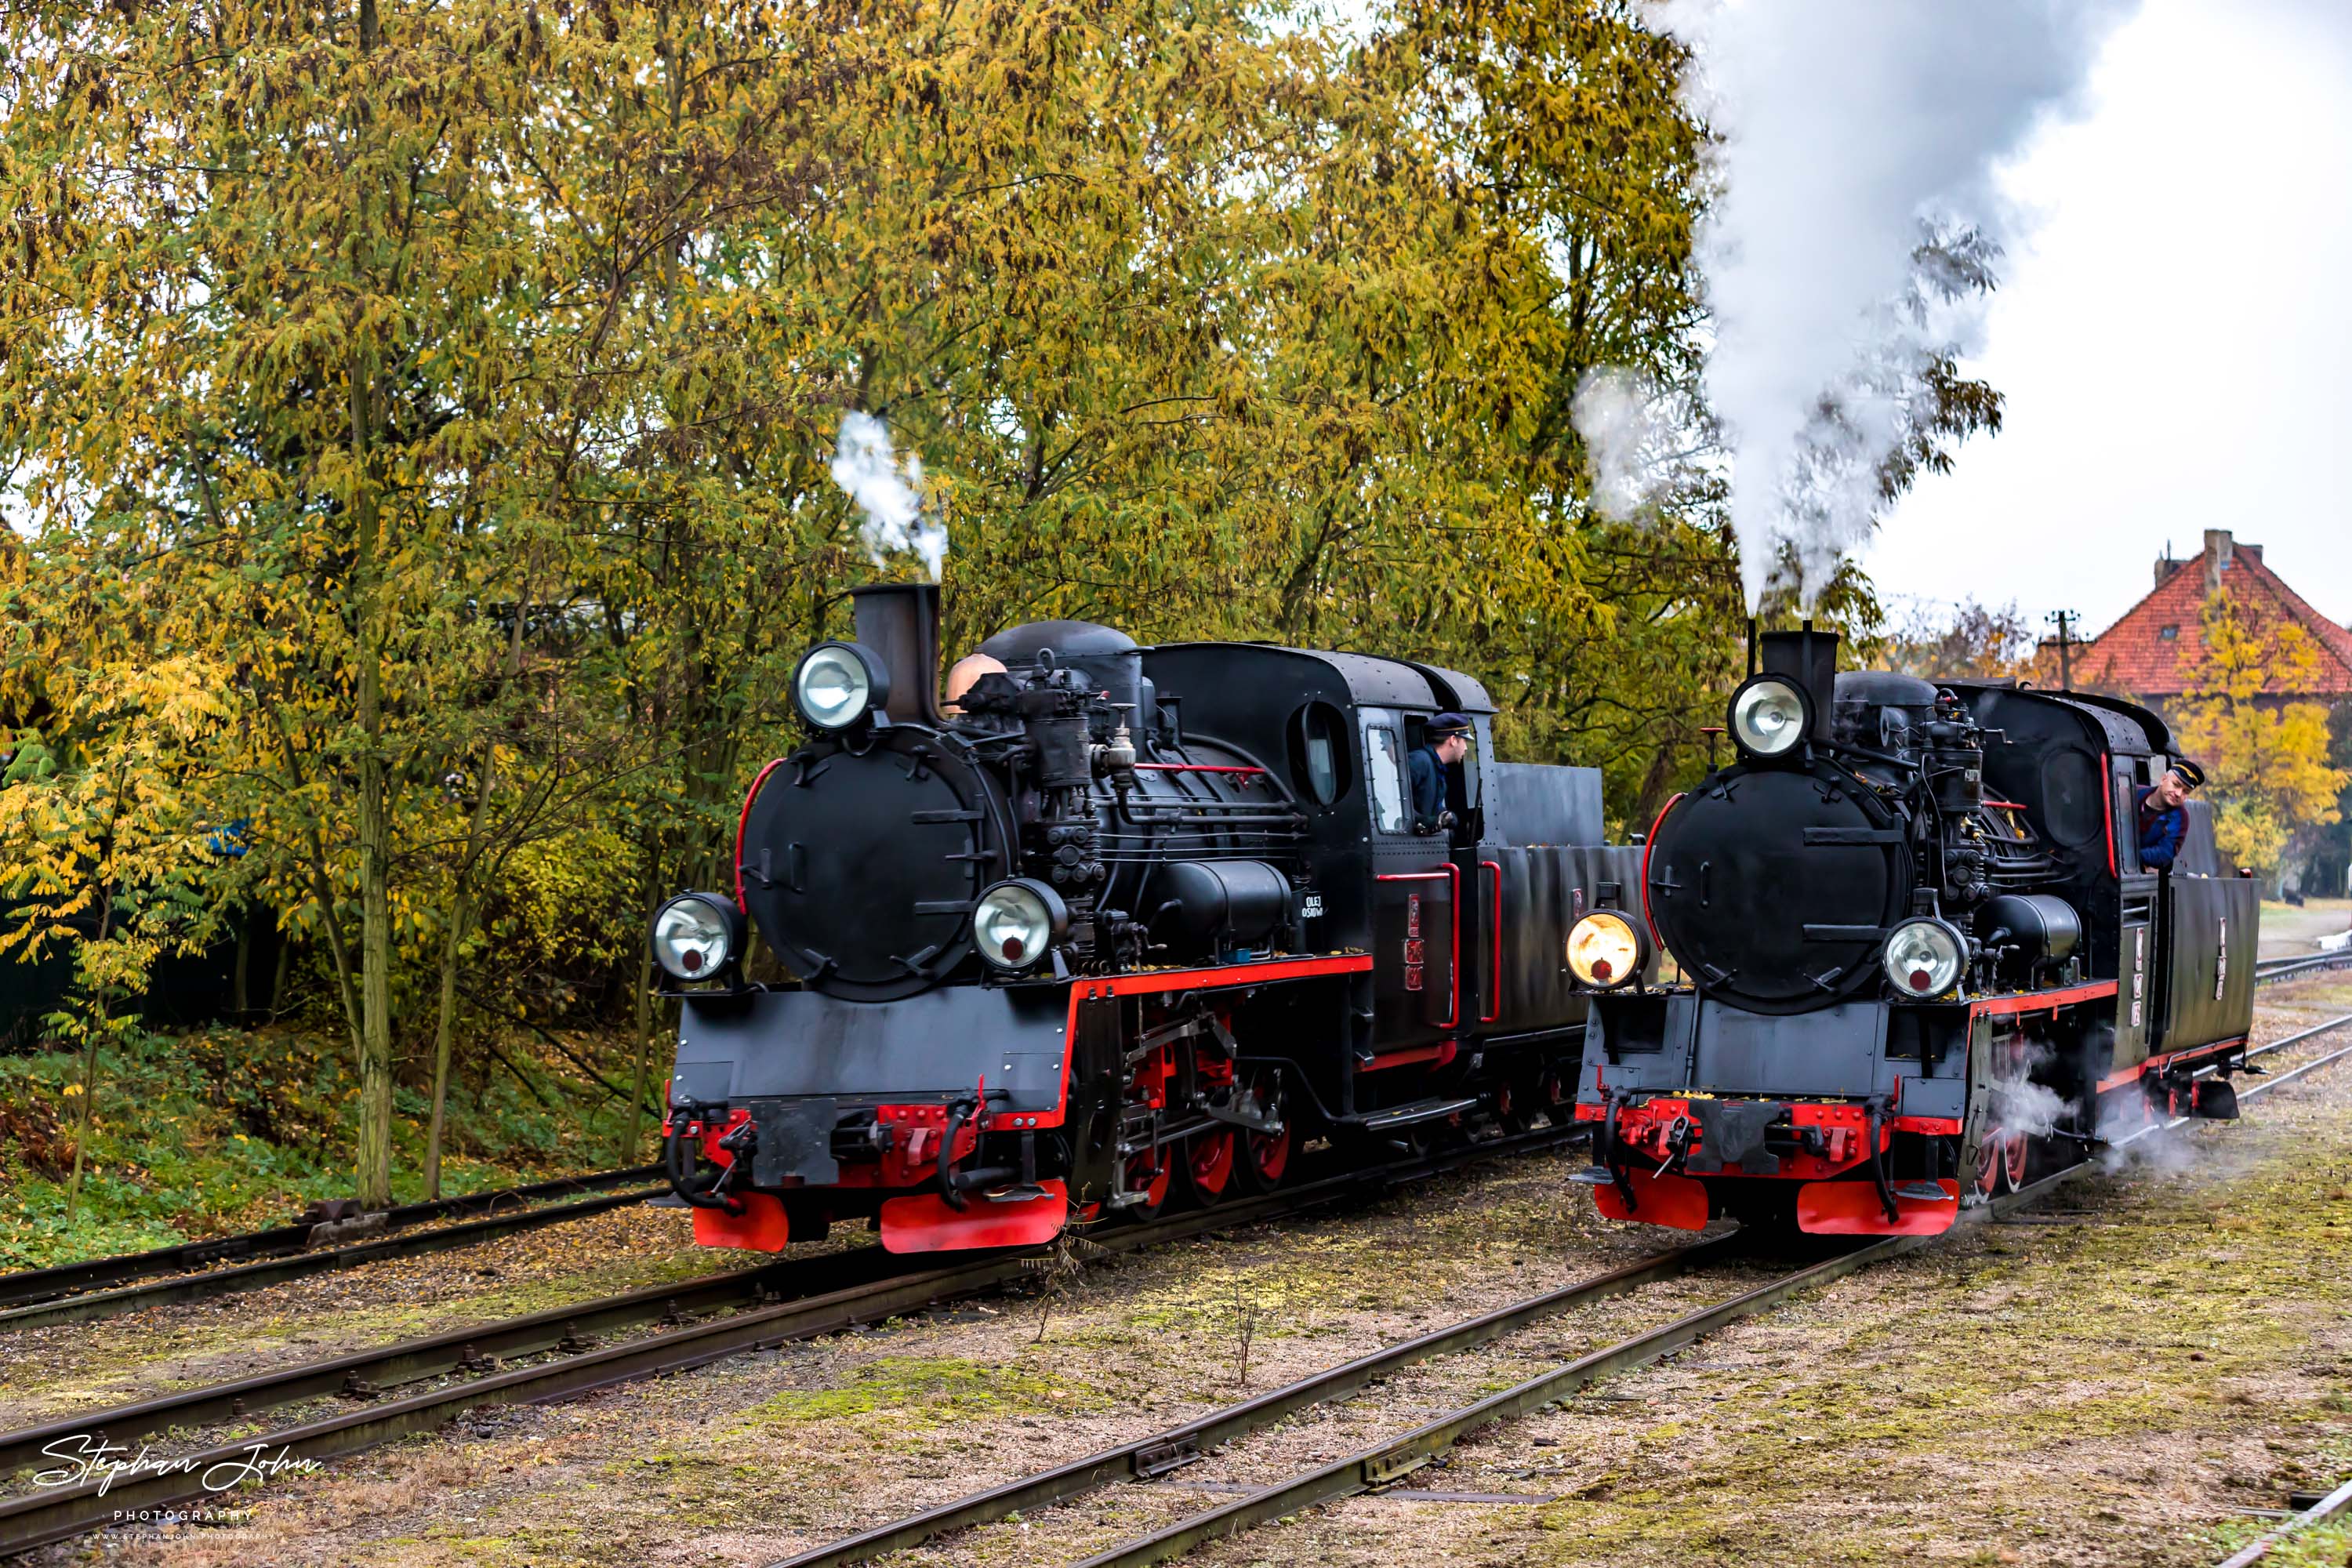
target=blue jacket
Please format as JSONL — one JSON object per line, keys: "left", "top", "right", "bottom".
{"left": 2135, "top": 786, "right": 2184, "bottom": 870}
{"left": 1407, "top": 745, "right": 1447, "bottom": 832}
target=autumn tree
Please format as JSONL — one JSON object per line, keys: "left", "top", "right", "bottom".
{"left": 1, "top": 3, "right": 661, "bottom": 1203}
{"left": 1864, "top": 598, "right": 2037, "bottom": 683}
{"left": 2168, "top": 594, "right": 2348, "bottom": 882}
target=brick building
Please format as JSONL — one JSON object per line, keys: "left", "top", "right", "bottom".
{"left": 2056, "top": 528, "right": 2352, "bottom": 704}
{"left": 2052, "top": 528, "right": 2351, "bottom": 895}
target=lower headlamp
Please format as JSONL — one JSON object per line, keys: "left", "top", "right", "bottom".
{"left": 1566, "top": 910, "right": 1650, "bottom": 989}
{"left": 652, "top": 892, "right": 746, "bottom": 982}
{"left": 973, "top": 878, "right": 1069, "bottom": 971}
{"left": 1883, "top": 917, "right": 1965, "bottom": 999}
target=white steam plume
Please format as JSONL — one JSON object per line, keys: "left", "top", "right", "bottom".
{"left": 1572, "top": 368, "right": 1680, "bottom": 522}
{"left": 829, "top": 411, "right": 945, "bottom": 579}
{"left": 1658, "top": 0, "right": 2134, "bottom": 608}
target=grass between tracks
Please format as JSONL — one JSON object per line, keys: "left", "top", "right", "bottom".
{"left": 1479, "top": 1040, "right": 2352, "bottom": 1568}
{"left": 0, "top": 1020, "right": 651, "bottom": 1271}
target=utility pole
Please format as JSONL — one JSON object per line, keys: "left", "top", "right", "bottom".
{"left": 2045, "top": 609, "right": 2078, "bottom": 691}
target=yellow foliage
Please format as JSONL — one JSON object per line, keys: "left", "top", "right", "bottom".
{"left": 2169, "top": 594, "right": 2348, "bottom": 875}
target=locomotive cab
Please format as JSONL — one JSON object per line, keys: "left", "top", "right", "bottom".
{"left": 1570, "top": 628, "right": 2256, "bottom": 1237}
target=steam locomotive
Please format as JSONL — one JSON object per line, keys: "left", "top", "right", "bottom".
{"left": 651, "top": 584, "right": 1641, "bottom": 1254}
{"left": 1564, "top": 627, "right": 2256, "bottom": 1236}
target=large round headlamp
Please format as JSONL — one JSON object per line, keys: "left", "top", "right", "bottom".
{"left": 1728, "top": 675, "right": 1808, "bottom": 758}
{"left": 1566, "top": 910, "right": 1650, "bottom": 989}
{"left": 793, "top": 641, "right": 889, "bottom": 731}
{"left": 1883, "top": 917, "right": 1965, "bottom": 999}
{"left": 652, "top": 892, "right": 746, "bottom": 982}
{"left": 972, "top": 878, "right": 1069, "bottom": 971}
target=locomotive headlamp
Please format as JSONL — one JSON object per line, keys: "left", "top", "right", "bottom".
{"left": 1566, "top": 910, "right": 1650, "bottom": 989}
{"left": 973, "top": 877, "right": 1069, "bottom": 971}
{"left": 1883, "top": 917, "right": 1965, "bottom": 999}
{"left": 793, "top": 641, "right": 891, "bottom": 731}
{"left": 1728, "top": 675, "right": 1808, "bottom": 758}
{"left": 652, "top": 892, "right": 745, "bottom": 982}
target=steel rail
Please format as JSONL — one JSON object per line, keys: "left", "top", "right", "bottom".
{"left": 0, "top": 951, "right": 2314, "bottom": 1330}
{"left": 776, "top": 1008, "right": 2352, "bottom": 1568}
{"left": 0, "top": 1247, "right": 898, "bottom": 1479}
{"left": 2216, "top": 1475, "right": 2352, "bottom": 1567}
{"left": 0, "top": 1186, "right": 667, "bottom": 1334}
{"left": 0, "top": 946, "right": 2315, "bottom": 1321}
{"left": 2254, "top": 952, "right": 2352, "bottom": 984}
{"left": 0, "top": 1124, "right": 1584, "bottom": 1556}
{"left": 1065, "top": 1014, "right": 2352, "bottom": 1568}
{"left": 0, "top": 1166, "right": 664, "bottom": 1313}
{"left": 769, "top": 1235, "right": 1737, "bottom": 1568}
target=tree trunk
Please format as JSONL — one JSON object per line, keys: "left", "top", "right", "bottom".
{"left": 270, "top": 924, "right": 292, "bottom": 1015}
{"left": 621, "top": 917, "right": 659, "bottom": 1166}
{"left": 423, "top": 764, "right": 495, "bottom": 1200}
{"left": 350, "top": 348, "right": 397, "bottom": 1212}
{"left": 64, "top": 894, "right": 116, "bottom": 1225}
{"left": 231, "top": 906, "right": 252, "bottom": 1019}
{"left": 422, "top": 885, "right": 470, "bottom": 1200}
{"left": 64, "top": 1021, "right": 103, "bottom": 1225}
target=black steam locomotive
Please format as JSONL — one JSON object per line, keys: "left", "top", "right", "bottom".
{"left": 1565, "top": 627, "right": 2256, "bottom": 1236}
{"left": 652, "top": 584, "right": 1640, "bottom": 1254}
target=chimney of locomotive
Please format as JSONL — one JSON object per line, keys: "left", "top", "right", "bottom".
{"left": 1758, "top": 626, "right": 1840, "bottom": 743}
{"left": 850, "top": 582, "right": 946, "bottom": 726}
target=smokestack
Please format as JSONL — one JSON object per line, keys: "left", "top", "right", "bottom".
{"left": 851, "top": 583, "right": 945, "bottom": 726}
{"left": 1759, "top": 626, "right": 1839, "bottom": 742}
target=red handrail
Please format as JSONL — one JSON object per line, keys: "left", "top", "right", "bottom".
{"left": 1479, "top": 859, "right": 1503, "bottom": 1024}
{"left": 1131, "top": 762, "right": 1265, "bottom": 775}
{"left": 1639, "top": 792, "right": 1683, "bottom": 948}
{"left": 1376, "top": 866, "right": 1459, "bottom": 1029}
{"left": 733, "top": 757, "right": 789, "bottom": 912}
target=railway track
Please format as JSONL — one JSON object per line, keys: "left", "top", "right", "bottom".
{"left": 0, "top": 1167, "right": 664, "bottom": 1332}
{"left": 2, "top": 957, "right": 2328, "bottom": 1338}
{"left": 0, "top": 1123, "right": 1587, "bottom": 1555}
{"left": 2253, "top": 950, "right": 2352, "bottom": 985}
{"left": 2219, "top": 1475, "right": 2352, "bottom": 1566}
{"left": 0, "top": 957, "right": 2333, "bottom": 1555}
{"left": 781, "top": 1008, "right": 2352, "bottom": 1568}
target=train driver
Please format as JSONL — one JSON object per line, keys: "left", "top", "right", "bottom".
{"left": 1409, "top": 713, "right": 1472, "bottom": 836}
{"left": 2134, "top": 758, "right": 2205, "bottom": 870}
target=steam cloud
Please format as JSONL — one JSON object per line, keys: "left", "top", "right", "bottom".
{"left": 830, "top": 411, "right": 945, "bottom": 579}
{"left": 1572, "top": 368, "right": 1679, "bottom": 522}
{"left": 1989, "top": 1054, "right": 2071, "bottom": 1142}
{"left": 1656, "top": 0, "right": 2136, "bottom": 607}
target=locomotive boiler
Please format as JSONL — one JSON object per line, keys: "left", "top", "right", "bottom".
{"left": 1566, "top": 627, "right": 2256, "bottom": 1236}
{"left": 652, "top": 583, "right": 1640, "bottom": 1254}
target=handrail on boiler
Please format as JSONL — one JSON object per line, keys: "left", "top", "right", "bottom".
{"left": 1375, "top": 866, "right": 1459, "bottom": 1030}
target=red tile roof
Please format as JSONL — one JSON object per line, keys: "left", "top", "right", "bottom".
{"left": 2063, "top": 536, "right": 2352, "bottom": 700}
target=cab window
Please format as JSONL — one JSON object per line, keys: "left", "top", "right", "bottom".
{"left": 1362, "top": 720, "right": 1407, "bottom": 833}
{"left": 1287, "top": 701, "right": 1352, "bottom": 808}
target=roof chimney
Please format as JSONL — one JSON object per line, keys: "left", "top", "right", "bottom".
{"left": 2154, "top": 549, "right": 2178, "bottom": 590}
{"left": 2204, "top": 528, "right": 2233, "bottom": 590}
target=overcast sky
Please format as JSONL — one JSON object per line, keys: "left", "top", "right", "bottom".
{"left": 1867, "top": 0, "right": 2352, "bottom": 640}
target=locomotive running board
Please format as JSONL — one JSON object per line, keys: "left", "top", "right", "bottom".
{"left": 1795, "top": 1178, "right": 1958, "bottom": 1236}
{"left": 879, "top": 1180, "right": 1069, "bottom": 1255}
{"left": 1344, "top": 1095, "right": 1482, "bottom": 1133}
